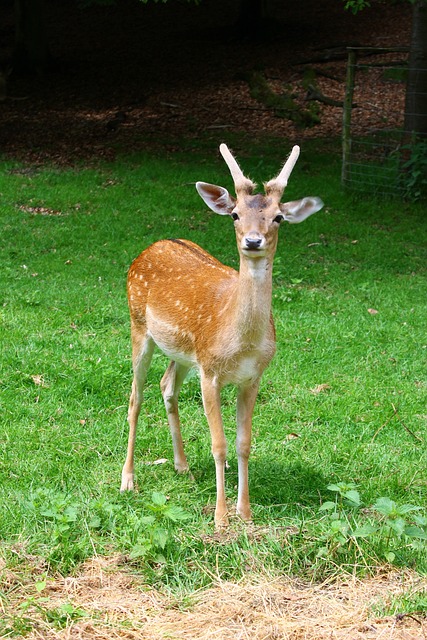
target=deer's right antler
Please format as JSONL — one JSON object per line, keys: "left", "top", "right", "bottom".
{"left": 219, "top": 144, "right": 255, "bottom": 195}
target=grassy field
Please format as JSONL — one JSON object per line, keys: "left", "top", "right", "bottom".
{"left": 0, "top": 137, "right": 426, "bottom": 614}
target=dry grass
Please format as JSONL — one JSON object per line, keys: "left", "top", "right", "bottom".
{"left": 2, "top": 556, "right": 426, "bottom": 639}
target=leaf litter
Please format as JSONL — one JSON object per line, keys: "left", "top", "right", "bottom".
{"left": 2, "top": 555, "right": 426, "bottom": 639}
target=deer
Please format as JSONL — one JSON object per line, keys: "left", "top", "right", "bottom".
{"left": 121, "top": 144, "right": 323, "bottom": 527}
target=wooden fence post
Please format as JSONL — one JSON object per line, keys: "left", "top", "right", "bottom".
{"left": 342, "top": 49, "right": 356, "bottom": 186}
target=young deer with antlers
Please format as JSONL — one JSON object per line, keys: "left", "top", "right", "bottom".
{"left": 121, "top": 144, "right": 323, "bottom": 527}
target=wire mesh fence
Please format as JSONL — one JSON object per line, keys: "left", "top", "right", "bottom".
{"left": 341, "top": 47, "right": 427, "bottom": 199}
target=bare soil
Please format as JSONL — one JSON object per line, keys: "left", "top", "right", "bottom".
{"left": 0, "top": 0, "right": 412, "bottom": 164}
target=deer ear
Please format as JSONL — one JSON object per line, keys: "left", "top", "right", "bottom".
{"left": 280, "top": 197, "right": 324, "bottom": 224}
{"left": 196, "top": 182, "right": 236, "bottom": 215}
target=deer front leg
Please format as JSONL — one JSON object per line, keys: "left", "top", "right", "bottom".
{"left": 200, "top": 374, "right": 228, "bottom": 528}
{"left": 235, "top": 380, "right": 260, "bottom": 521}
{"left": 160, "top": 361, "right": 191, "bottom": 473}
{"left": 121, "top": 331, "right": 155, "bottom": 492}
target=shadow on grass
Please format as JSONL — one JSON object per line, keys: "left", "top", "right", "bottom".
{"left": 192, "top": 456, "right": 327, "bottom": 516}
{"left": 249, "top": 459, "right": 327, "bottom": 510}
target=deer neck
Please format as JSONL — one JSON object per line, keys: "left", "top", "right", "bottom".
{"left": 230, "top": 255, "right": 273, "bottom": 345}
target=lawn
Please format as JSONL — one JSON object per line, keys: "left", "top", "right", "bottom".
{"left": 0, "top": 138, "right": 426, "bottom": 630}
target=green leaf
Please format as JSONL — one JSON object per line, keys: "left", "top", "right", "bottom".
{"left": 351, "top": 524, "right": 377, "bottom": 538}
{"left": 385, "top": 551, "right": 395, "bottom": 563}
{"left": 388, "top": 518, "right": 406, "bottom": 537}
{"left": 397, "top": 504, "right": 422, "bottom": 515}
{"left": 88, "top": 515, "right": 101, "bottom": 529}
{"left": 154, "top": 553, "right": 167, "bottom": 564}
{"left": 414, "top": 514, "right": 427, "bottom": 527}
{"left": 151, "top": 492, "right": 167, "bottom": 506}
{"left": 164, "top": 504, "right": 191, "bottom": 522}
{"left": 64, "top": 506, "right": 78, "bottom": 522}
{"left": 319, "top": 501, "right": 337, "bottom": 512}
{"left": 35, "top": 577, "right": 47, "bottom": 593}
{"left": 404, "top": 526, "right": 427, "bottom": 540}
{"left": 40, "top": 509, "right": 56, "bottom": 518}
{"left": 327, "top": 484, "right": 342, "bottom": 493}
{"left": 344, "top": 490, "right": 361, "bottom": 507}
{"left": 372, "top": 497, "right": 396, "bottom": 516}
{"left": 56, "top": 523, "right": 71, "bottom": 534}
{"left": 327, "top": 482, "right": 357, "bottom": 496}
{"left": 344, "top": 0, "right": 371, "bottom": 14}
{"left": 330, "top": 519, "right": 349, "bottom": 535}
{"left": 130, "top": 541, "right": 152, "bottom": 559}
{"left": 152, "top": 527, "right": 168, "bottom": 550}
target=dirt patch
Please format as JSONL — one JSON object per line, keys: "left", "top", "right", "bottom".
{"left": 2, "top": 555, "right": 426, "bottom": 639}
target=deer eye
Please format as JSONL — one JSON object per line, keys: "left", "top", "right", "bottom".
{"left": 231, "top": 211, "right": 240, "bottom": 221}
{"left": 273, "top": 214, "right": 284, "bottom": 224}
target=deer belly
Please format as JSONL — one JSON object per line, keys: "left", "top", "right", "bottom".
{"left": 146, "top": 307, "right": 197, "bottom": 366}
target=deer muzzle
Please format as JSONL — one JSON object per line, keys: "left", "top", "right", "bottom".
{"left": 241, "top": 233, "right": 266, "bottom": 256}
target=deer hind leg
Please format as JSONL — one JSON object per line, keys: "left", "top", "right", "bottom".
{"left": 235, "top": 381, "right": 260, "bottom": 522}
{"left": 200, "top": 374, "right": 228, "bottom": 528}
{"left": 160, "top": 361, "right": 191, "bottom": 473}
{"left": 121, "top": 327, "right": 155, "bottom": 491}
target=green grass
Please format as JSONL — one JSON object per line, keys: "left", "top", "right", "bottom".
{"left": 373, "top": 588, "right": 427, "bottom": 619}
{"left": 0, "top": 139, "right": 426, "bottom": 598}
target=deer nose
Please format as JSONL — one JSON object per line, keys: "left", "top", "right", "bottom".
{"left": 245, "top": 237, "right": 263, "bottom": 250}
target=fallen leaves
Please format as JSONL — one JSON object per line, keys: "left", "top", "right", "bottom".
{"left": 142, "top": 458, "right": 168, "bottom": 466}
{"left": 31, "top": 374, "right": 49, "bottom": 388}
{"left": 310, "top": 383, "right": 331, "bottom": 394}
{"left": 0, "top": 0, "right": 411, "bottom": 166}
{"left": 19, "top": 205, "right": 64, "bottom": 217}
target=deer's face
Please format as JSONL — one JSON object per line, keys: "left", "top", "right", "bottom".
{"left": 196, "top": 144, "right": 323, "bottom": 262}
{"left": 196, "top": 181, "right": 323, "bottom": 263}
{"left": 231, "top": 193, "right": 283, "bottom": 259}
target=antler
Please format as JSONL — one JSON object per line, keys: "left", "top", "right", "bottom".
{"left": 265, "top": 145, "right": 300, "bottom": 197}
{"left": 219, "top": 144, "right": 255, "bottom": 194}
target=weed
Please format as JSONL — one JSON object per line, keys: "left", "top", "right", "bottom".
{"left": 20, "top": 488, "right": 191, "bottom": 572}
{"left": 316, "top": 484, "right": 427, "bottom": 567}
{"left": 371, "top": 497, "right": 427, "bottom": 562}
{"left": 44, "top": 603, "right": 88, "bottom": 629}
{"left": 126, "top": 492, "right": 191, "bottom": 563}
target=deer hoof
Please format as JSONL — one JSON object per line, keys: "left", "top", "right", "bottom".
{"left": 236, "top": 506, "right": 252, "bottom": 522}
{"left": 120, "top": 473, "right": 134, "bottom": 492}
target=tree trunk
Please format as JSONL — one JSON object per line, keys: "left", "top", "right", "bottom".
{"left": 404, "top": 0, "right": 427, "bottom": 136}
{"left": 13, "top": 0, "right": 50, "bottom": 75}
